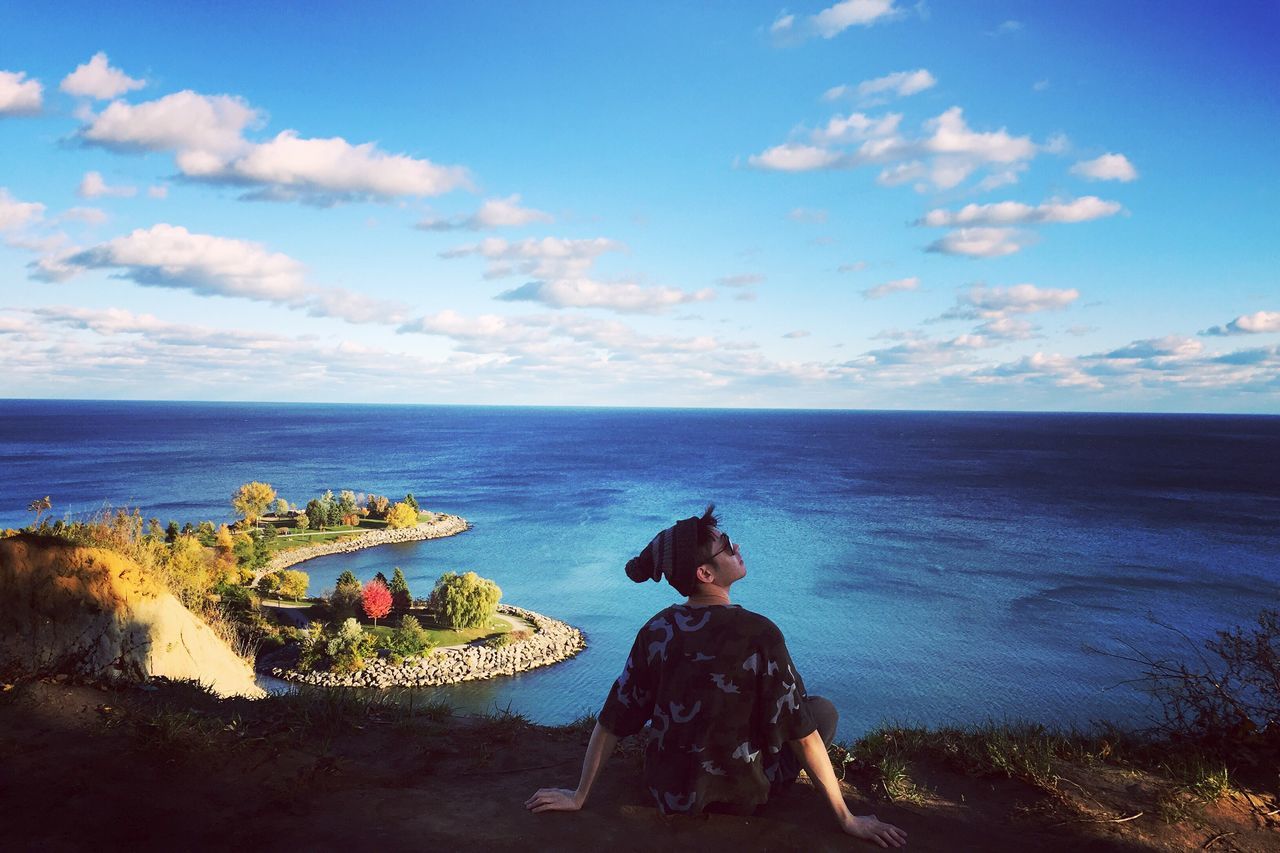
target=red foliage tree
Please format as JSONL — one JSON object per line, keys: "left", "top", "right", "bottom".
{"left": 362, "top": 579, "right": 392, "bottom": 626}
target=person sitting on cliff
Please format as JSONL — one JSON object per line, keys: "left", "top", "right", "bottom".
{"left": 525, "top": 505, "right": 907, "bottom": 848}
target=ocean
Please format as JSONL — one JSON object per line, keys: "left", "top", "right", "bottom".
{"left": 3, "top": 399, "right": 1277, "bottom": 738}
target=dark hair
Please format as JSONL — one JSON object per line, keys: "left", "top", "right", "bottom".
{"left": 693, "top": 503, "right": 721, "bottom": 565}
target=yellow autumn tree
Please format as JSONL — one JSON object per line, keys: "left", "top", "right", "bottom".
{"left": 385, "top": 501, "right": 419, "bottom": 529}
{"left": 231, "top": 481, "right": 277, "bottom": 526}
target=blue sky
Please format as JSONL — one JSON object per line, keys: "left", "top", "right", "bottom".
{"left": 1, "top": 1, "right": 1276, "bottom": 411}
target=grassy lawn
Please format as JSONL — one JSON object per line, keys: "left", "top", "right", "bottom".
{"left": 366, "top": 614, "right": 510, "bottom": 648}
{"left": 263, "top": 514, "right": 441, "bottom": 553}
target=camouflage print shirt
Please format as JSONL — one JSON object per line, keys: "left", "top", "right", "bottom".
{"left": 598, "top": 604, "right": 817, "bottom": 815}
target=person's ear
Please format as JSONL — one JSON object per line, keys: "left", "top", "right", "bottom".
{"left": 695, "top": 563, "right": 715, "bottom": 584}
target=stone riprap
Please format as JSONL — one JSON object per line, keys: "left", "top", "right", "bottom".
{"left": 265, "top": 514, "right": 469, "bottom": 574}
{"left": 271, "top": 604, "right": 586, "bottom": 688}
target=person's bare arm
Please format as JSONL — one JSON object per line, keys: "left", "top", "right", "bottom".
{"left": 525, "top": 721, "right": 620, "bottom": 813}
{"left": 791, "top": 729, "right": 908, "bottom": 848}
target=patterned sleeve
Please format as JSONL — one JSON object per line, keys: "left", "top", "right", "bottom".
{"left": 598, "top": 623, "right": 656, "bottom": 737}
{"left": 759, "top": 627, "right": 817, "bottom": 750}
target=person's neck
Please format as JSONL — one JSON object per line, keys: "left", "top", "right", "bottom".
{"left": 685, "top": 586, "right": 731, "bottom": 608}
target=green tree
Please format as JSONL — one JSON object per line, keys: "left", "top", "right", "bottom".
{"left": 366, "top": 494, "right": 390, "bottom": 518}
{"left": 161, "top": 534, "right": 216, "bottom": 609}
{"left": 385, "top": 501, "right": 418, "bottom": 529}
{"left": 164, "top": 520, "right": 179, "bottom": 544}
{"left": 277, "top": 569, "right": 309, "bottom": 601}
{"left": 304, "top": 498, "right": 328, "bottom": 530}
{"left": 428, "top": 571, "right": 502, "bottom": 630}
{"left": 293, "top": 513, "right": 309, "bottom": 532}
{"left": 330, "top": 570, "right": 362, "bottom": 619}
{"left": 273, "top": 498, "right": 290, "bottom": 517}
{"left": 257, "top": 572, "right": 280, "bottom": 597}
{"left": 337, "top": 490, "right": 358, "bottom": 518}
{"left": 389, "top": 567, "right": 412, "bottom": 610}
{"left": 404, "top": 493, "right": 419, "bottom": 511}
{"left": 232, "top": 481, "right": 277, "bottom": 526}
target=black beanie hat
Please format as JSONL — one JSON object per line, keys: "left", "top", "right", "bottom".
{"left": 625, "top": 514, "right": 702, "bottom": 596}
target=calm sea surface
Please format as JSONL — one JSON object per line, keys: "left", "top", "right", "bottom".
{"left": 3, "top": 399, "right": 1277, "bottom": 737}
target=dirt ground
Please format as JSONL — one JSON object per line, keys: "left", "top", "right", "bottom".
{"left": 1, "top": 680, "right": 1275, "bottom": 852}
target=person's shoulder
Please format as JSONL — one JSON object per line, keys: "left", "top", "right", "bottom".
{"left": 637, "top": 605, "right": 679, "bottom": 631}
{"left": 724, "top": 606, "right": 785, "bottom": 642}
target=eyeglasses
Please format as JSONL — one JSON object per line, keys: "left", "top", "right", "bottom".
{"left": 708, "top": 532, "right": 735, "bottom": 561}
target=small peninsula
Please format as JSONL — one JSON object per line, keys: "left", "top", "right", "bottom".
{"left": 4, "top": 484, "right": 587, "bottom": 696}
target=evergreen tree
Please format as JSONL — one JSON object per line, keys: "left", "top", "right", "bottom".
{"left": 389, "top": 567, "right": 412, "bottom": 610}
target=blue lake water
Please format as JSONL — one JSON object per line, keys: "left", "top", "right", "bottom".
{"left": 3, "top": 399, "right": 1278, "bottom": 738}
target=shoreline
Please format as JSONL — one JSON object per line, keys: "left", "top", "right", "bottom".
{"left": 262, "top": 513, "right": 470, "bottom": 575}
{"left": 257, "top": 514, "right": 588, "bottom": 687}
{"left": 264, "top": 603, "right": 587, "bottom": 689}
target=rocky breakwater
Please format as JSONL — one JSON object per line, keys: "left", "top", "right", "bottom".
{"left": 266, "top": 514, "right": 469, "bottom": 574}
{"left": 272, "top": 604, "right": 586, "bottom": 688}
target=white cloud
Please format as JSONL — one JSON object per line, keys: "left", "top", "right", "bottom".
{"left": 0, "top": 188, "right": 45, "bottom": 230}
{"left": 918, "top": 196, "right": 1122, "bottom": 227}
{"left": 783, "top": 330, "right": 811, "bottom": 339}
{"left": 8, "top": 305, "right": 485, "bottom": 395}
{"left": 838, "top": 261, "right": 868, "bottom": 273}
{"left": 1100, "top": 335, "right": 1203, "bottom": 360}
{"left": 926, "top": 227, "right": 1035, "bottom": 258}
{"left": 440, "top": 236, "right": 624, "bottom": 279}
{"left": 748, "top": 143, "right": 843, "bottom": 171}
{"left": 770, "top": 12, "right": 796, "bottom": 34}
{"left": 717, "top": 274, "right": 764, "bottom": 287}
{"left": 199, "top": 130, "right": 471, "bottom": 203}
{"left": 78, "top": 171, "right": 138, "bottom": 199}
{"left": 788, "top": 207, "right": 828, "bottom": 223}
{"left": 1070, "top": 153, "right": 1138, "bottom": 182}
{"left": 973, "top": 316, "right": 1036, "bottom": 341}
{"left": 440, "top": 234, "right": 706, "bottom": 315}
{"left": 821, "top": 85, "right": 848, "bottom": 102}
{"left": 148, "top": 185, "right": 168, "bottom": 199}
{"left": 60, "top": 52, "right": 145, "bottom": 100}
{"left": 80, "top": 90, "right": 469, "bottom": 204}
{"left": 1033, "top": 79, "right": 1050, "bottom": 92}
{"left": 981, "top": 352, "right": 1103, "bottom": 389}
{"left": 751, "top": 106, "right": 1039, "bottom": 191}
{"left": 811, "top": 111, "right": 902, "bottom": 144}
{"left": 59, "top": 207, "right": 109, "bottom": 225}
{"left": 855, "top": 69, "right": 936, "bottom": 101}
{"left": 813, "top": 0, "right": 900, "bottom": 38}
{"left": 64, "top": 223, "right": 309, "bottom": 301}
{"left": 45, "top": 223, "right": 405, "bottom": 324}
{"left": 944, "top": 283, "right": 1079, "bottom": 319}
{"left": 1201, "top": 310, "right": 1280, "bottom": 336}
{"left": 81, "top": 90, "right": 259, "bottom": 157}
{"left": 418, "top": 194, "right": 552, "bottom": 231}
{"left": 497, "top": 279, "right": 715, "bottom": 314}
{"left": 0, "top": 70, "right": 42, "bottom": 115}
{"left": 862, "top": 276, "right": 919, "bottom": 299}
{"left": 920, "top": 107, "right": 1036, "bottom": 188}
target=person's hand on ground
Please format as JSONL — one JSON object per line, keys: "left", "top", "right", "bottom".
{"left": 840, "top": 813, "right": 907, "bottom": 848}
{"left": 525, "top": 787, "right": 583, "bottom": 813}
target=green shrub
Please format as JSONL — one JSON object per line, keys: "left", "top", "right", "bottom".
{"left": 325, "top": 618, "right": 373, "bottom": 673}
{"left": 428, "top": 571, "right": 502, "bottom": 630}
{"left": 384, "top": 614, "right": 435, "bottom": 659}
{"left": 485, "top": 629, "right": 531, "bottom": 649}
